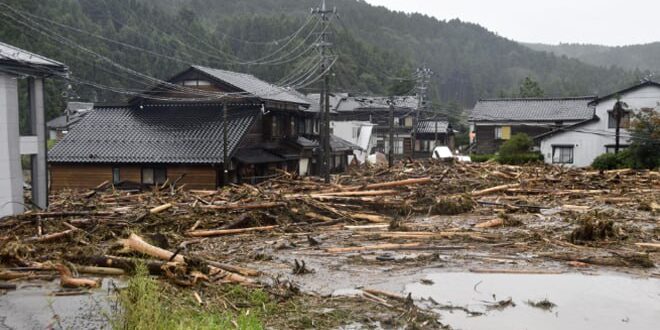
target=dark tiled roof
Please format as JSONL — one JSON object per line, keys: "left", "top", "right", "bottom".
{"left": 193, "top": 65, "right": 310, "bottom": 106}
{"left": 330, "top": 135, "right": 362, "bottom": 152}
{"left": 49, "top": 104, "right": 258, "bottom": 164}
{"left": 471, "top": 97, "right": 596, "bottom": 122}
{"left": 417, "top": 120, "right": 450, "bottom": 134}
{"left": 0, "top": 41, "right": 67, "bottom": 75}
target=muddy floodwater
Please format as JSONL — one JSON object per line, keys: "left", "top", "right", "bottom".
{"left": 406, "top": 272, "right": 660, "bottom": 330}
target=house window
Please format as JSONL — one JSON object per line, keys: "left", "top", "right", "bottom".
{"left": 495, "top": 126, "right": 511, "bottom": 140}
{"left": 271, "top": 116, "right": 280, "bottom": 138}
{"left": 552, "top": 146, "right": 574, "bottom": 164}
{"left": 112, "top": 168, "right": 121, "bottom": 185}
{"left": 142, "top": 167, "right": 167, "bottom": 185}
{"left": 352, "top": 127, "right": 360, "bottom": 139}
{"left": 404, "top": 117, "right": 413, "bottom": 128}
{"left": 181, "top": 80, "right": 211, "bottom": 87}
{"left": 606, "top": 145, "right": 629, "bottom": 154}
{"left": 608, "top": 110, "right": 631, "bottom": 129}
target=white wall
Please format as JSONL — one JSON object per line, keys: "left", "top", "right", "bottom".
{"left": 541, "top": 85, "right": 660, "bottom": 167}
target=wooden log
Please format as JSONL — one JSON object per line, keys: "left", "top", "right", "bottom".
{"left": 25, "top": 229, "right": 78, "bottom": 243}
{"left": 310, "top": 190, "right": 398, "bottom": 198}
{"left": 471, "top": 184, "right": 520, "bottom": 197}
{"left": 326, "top": 243, "right": 422, "bottom": 253}
{"left": 0, "top": 282, "right": 17, "bottom": 290}
{"left": 53, "top": 264, "right": 100, "bottom": 288}
{"left": 635, "top": 243, "right": 660, "bottom": 252}
{"left": 303, "top": 212, "right": 334, "bottom": 222}
{"left": 347, "top": 177, "right": 432, "bottom": 191}
{"left": 150, "top": 203, "right": 173, "bottom": 214}
{"left": 351, "top": 213, "right": 389, "bottom": 223}
{"left": 475, "top": 218, "right": 504, "bottom": 228}
{"left": 0, "top": 270, "right": 30, "bottom": 281}
{"left": 203, "top": 202, "right": 286, "bottom": 211}
{"left": 344, "top": 224, "right": 390, "bottom": 230}
{"left": 187, "top": 225, "right": 278, "bottom": 238}
{"left": 205, "top": 261, "right": 260, "bottom": 277}
{"left": 74, "top": 265, "right": 126, "bottom": 276}
{"left": 121, "top": 233, "right": 184, "bottom": 263}
{"left": 362, "top": 288, "right": 406, "bottom": 301}
{"left": 120, "top": 234, "right": 253, "bottom": 284}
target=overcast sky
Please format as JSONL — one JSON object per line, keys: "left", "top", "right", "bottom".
{"left": 362, "top": 0, "right": 659, "bottom": 46}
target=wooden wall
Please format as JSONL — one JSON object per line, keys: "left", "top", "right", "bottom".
{"left": 50, "top": 163, "right": 218, "bottom": 191}
{"left": 50, "top": 164, "right": 113, "bottom": 190}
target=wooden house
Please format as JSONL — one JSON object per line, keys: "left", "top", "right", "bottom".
{"left": 49, "top": 66, "right": 359, "bottom": 190}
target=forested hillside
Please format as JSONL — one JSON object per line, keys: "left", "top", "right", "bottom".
{"left": 0, "top": 0, "right": 648, "bottom": 122}
{"left": 525, "top": 42, "right": 660, "bottom": 75}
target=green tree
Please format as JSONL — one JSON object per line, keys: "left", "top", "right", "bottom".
{"left": 628, "top": 108, "right": 660, "bottom": 169}
{"left": 519, "top": 77, "right": 545, "bottom": 98}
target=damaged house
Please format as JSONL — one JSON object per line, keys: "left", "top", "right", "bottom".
{"left": 323, "top": 94, "right": 453, "bottom": 162}
{"left": 49, "top": 65, "right": 359, "bottom": 190}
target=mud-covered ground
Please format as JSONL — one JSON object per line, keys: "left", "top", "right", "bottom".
{"left": 1, "top": 161, "right": 659, "bottom": 329}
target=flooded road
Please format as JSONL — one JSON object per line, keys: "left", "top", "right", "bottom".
{"left": 0, "top": 279, "right": 119, "bottom": 330}
{"left": 406, "top": 272, "right": 660, "bottom": 330}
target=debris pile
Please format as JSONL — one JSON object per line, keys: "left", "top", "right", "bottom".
{"left": 0, "top": 161, "right": 658, "bottom": 322}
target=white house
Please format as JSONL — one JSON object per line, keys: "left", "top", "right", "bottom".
{"left": 538, "top": 81, "right": 660, "bottom": 167}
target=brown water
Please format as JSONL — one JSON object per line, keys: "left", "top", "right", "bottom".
{"left": 406, "top": 272, "right": 660, "bottom": 330}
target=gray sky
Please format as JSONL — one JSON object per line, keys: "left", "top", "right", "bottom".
{"left": 362, "top": 0, "right": 659, "bottom": 46}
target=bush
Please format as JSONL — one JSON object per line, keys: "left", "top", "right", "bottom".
{"left": 496, "top": 152, "right": 544, "bottom": 165}
{"left": 591, "top": 150, "right": 632, "bottom": 170}
{"left": 471, "top": 154, "right": 495, "bottom": 163}
{"left": 499, "top": 133, "right": 534, "bottom": 156}
{"left": 495, "top": 133, "right": 543, "bottom": 165}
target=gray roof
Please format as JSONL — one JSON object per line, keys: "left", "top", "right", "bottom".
{"left": 49, "top": 104, "right": 258, "bottom": 164}
{"left": 47, "top": 114, "right": 84, "bottom": 130}
{"left": 471, "top": 96, "right": 596, "bottom": 122}
{"left": 193, "top": 65, "right": 310, "bottom": 106}
{"left": 0, "top": 41, "right": 67, "bottom": 75}
{"left": 335, "top": 95, "right": 419, "bottom": 112}
{"left": 417, "top": 120, "right": 450, "bottom": 134}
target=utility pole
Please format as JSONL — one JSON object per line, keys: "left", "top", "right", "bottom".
{"left": 223, "top": 102, "right": 229, "bottom": 185}
{"left": 313, "top": 0, "right": 335, "bottom": 183}
{"left": 388, "top": 97, "right": 395, "bottom": 168}
{"left": 613, "top": 96, "right": 626, "bottom": 154}
{"left": 413, "top": 66, "right": 432, "bottom": 159}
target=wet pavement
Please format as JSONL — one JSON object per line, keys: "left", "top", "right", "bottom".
{"left": 0, "top": 279, "right": 120, "bottom": 330}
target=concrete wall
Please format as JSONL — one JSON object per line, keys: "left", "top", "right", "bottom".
{"left": 0, "top": 73, "right": 23, "bottom": 217}
{"left": 540, "top": 85, "right": 660, "bottom": 167}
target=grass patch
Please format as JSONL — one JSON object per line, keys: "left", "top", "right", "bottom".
{"left": 114, "top": 264, "right": 264, "bottom": 330}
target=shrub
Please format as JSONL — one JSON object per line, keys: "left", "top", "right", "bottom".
{"left": 471, "top": 154, "right": 495, "bottom": 163}
{"left": 499, "top": 133, "right": 534, "bottom": 156}
{"left": 496, "top": 152, "right": 544, "bottom": 165}
{"left": 591, "top": 150, "right": 632, "bottom": 170}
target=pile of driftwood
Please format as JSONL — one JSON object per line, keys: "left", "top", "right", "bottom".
{"left": 0, "top": 160, "right": 658, "bottom": 290}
